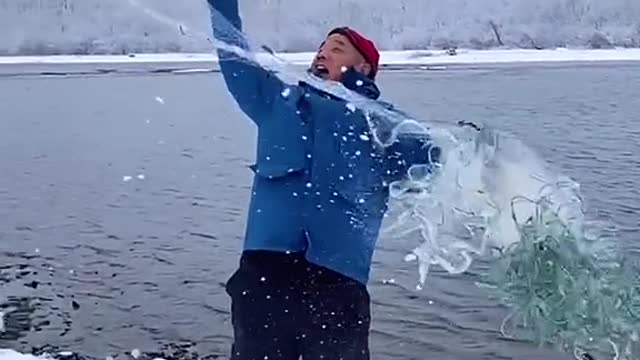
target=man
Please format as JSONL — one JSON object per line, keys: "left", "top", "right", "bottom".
{"left": 207, "top": 0, "right": 440, "bottom": 359}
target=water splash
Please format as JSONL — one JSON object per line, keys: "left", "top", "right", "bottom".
{"left": 384, "top": 126, "right": 591, "bottom": 287}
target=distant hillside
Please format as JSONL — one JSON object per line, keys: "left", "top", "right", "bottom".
{"left": 1, "top": 0, "right": 638, "bottom": 55}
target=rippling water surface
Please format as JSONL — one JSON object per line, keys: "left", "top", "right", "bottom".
{"left": 1, "top": 62, "right": 639, "bottom": 360}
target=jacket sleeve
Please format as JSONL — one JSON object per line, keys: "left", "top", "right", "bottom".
{"left": 207, "top": 0, "right": 284, "bottom": 124}
{"left": 370, "top": 103, "right": 441, "bottom": 178}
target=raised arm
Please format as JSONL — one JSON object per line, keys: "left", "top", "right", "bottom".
{"left": 207, "top": 0, "right": 284, "bottom": 124}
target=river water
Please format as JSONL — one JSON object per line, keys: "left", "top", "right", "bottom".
{"left": 1, "top": 62, "right": 639, "bottom": 360}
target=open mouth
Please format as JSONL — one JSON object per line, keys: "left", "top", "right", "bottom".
{"left": 311, "top": 64, "right": 329, "bottom": 78}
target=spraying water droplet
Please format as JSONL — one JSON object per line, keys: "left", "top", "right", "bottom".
{"left": 154, "top": 96, "right": 164, "bottom": 104}
{"left": 281, "top": 87, "right": 291, "bottom": 98}
{"left": 405, "top": 254, "right": 417, "bottom": 262}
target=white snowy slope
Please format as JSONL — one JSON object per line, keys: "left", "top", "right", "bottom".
{"left": 1, "top": 48, "right": 640, "bottom": 66}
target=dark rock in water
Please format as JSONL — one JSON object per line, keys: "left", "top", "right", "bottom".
{"left": 29, "top": 342, "right": 223, "bottom": 360}
{"left": 129, "top": 342, "right": 224, "bottom": 360}
{"left": 57, "top": 351, "right": 81, "bottom": 360}
{"left": 580, "top": 353, "right": 596, "bottom": 360}
{"left": 71, "top": 300, "right": 80, "bottom": 310}
{"left": 24, "top": 280, "right": 39, "bottom": 289}
{"left": 31, "top": 345, "right": 81, "bottom": 360}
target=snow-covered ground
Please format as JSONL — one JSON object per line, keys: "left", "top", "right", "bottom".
{"left": 2, "top": 48, "right": 640, "bottom": 67}
{"left": 0, "top": 350, "right": 49, "bottom": 360}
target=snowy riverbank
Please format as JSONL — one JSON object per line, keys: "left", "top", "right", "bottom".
{"left": 2, "top": 48, "right": 640, "bottom": 68}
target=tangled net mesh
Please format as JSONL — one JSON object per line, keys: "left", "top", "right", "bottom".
{"left": 383, "top": 126, "right": 640, "bottom": 360}
{"left": 478, "top": 195, "right": 640, "bottom": 360}
{"left": 329, "top": 97, "right": 640, "bottom": 359}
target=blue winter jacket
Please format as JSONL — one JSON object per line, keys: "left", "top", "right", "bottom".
{"left": 208, "top": 0, "right": 440, "bottom": 285}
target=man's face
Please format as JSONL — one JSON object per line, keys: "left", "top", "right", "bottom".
{"left": 310, "top": 33, "right": 371, "bottom": 81}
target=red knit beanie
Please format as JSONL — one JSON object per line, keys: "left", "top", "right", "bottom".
{"left": 328, "top": 27, "right": 380, "bottom": 79}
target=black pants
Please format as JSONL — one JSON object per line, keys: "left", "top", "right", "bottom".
{"left": 225, "top": 250, "right": 371, "bottom": 360}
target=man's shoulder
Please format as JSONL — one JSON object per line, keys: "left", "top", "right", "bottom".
{"left": 368, "top": 99, "right": 416, "bottom": 123}
{"left": 376, "top": 99, "right": 395, "bottom": 110}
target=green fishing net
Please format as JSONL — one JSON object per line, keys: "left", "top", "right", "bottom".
{"left": 380, "top": 124, "right": 640, "bottom": 360}
{"left": 477, "top": 196, "right": 640, "bottom": 360}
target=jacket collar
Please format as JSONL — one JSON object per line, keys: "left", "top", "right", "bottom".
{"left": 339, "top": 67, "right": 381, "bottom": 100}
